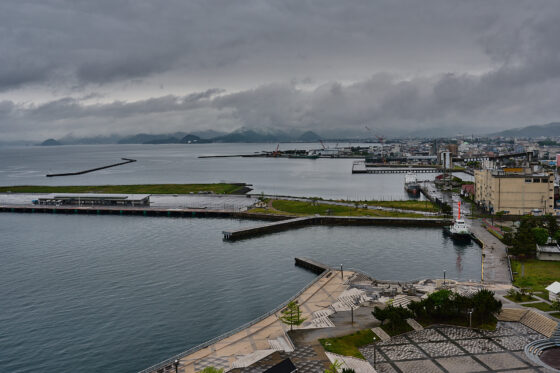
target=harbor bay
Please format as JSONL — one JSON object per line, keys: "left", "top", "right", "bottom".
{"left": 0, "top": 213, "right": 481, "bottom": 373}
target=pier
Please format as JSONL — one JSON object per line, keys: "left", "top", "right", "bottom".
{"left": 294, "top": 257, "right": 330, "bottom": 274}
{"left": 46, "top": 158, "right": 136, "bottom": 177}
{"left": 223, "top": 215, "right": 451, "bottom": 240}
{"left": 351, "top": 161, "right": 464, "bottom": 174}
{"left": 222, "top": 216, "right": 315, "bottom": 240}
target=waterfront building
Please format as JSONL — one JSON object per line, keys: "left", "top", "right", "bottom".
{"left": 35, "top": 193, "right": 150, "bottom": 206}
{"left": 474, "top": 169, "right": 554, "bottom": 214}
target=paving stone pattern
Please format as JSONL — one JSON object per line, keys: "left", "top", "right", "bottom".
{"left": 359, "top": 322, "right": 555, "bottom": 372}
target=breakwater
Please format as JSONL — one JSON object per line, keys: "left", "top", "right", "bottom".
{"left": 223, "top": 215, "right": 451, "bottom": 240}
{"left": 46, "top": 158, "right": 136, "bottom": 177}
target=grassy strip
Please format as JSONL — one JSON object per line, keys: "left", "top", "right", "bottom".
{"left": 524, "top": 302, "right": 557, "bottom": 312}
{"left": 550, "top": 312, "right": 560, "bottom": 319}
{"left": 504, "top": 294, "right": 536, "bottom": 303}
{"left": 269, "top": 199, "right": 428, "bottom": 218}
{"left": 0, "top": 184, "right": 247, "bottom": 195}
{"left": 362, "top": 200, "right": 439, "bottom": 212}
{"left": 319, "top": 329, "right": 378, "bottom": 359}
{"left": 511, "top": 259, "right": 560, "bottom": 293}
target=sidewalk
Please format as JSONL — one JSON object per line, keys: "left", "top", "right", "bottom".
{"left": 470, "top": 219, "right": 512, "bottom": 284}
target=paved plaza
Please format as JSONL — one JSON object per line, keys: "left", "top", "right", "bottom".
{"left": 360, "top": 323, "right": 554, "bottom": 372}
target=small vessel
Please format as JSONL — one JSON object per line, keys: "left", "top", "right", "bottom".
{"left": 446, "top": 201, "right": 471, "bottom": 241}
{"left": 404, "top": 172, "right": 421, "bottom": 196}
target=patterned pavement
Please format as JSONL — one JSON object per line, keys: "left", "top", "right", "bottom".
{"left": 359, "top": 322, "right": 555, "bottom": 372}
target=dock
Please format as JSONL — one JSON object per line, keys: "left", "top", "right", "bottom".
{"left": 46, "top": 158, "right": 136, "bottom": 177}
{"left": 294, "top": 257, "right": 330, "bottom": 274}
{"left": 351, "top": 161, "right": 464, "bottom": 174}
{"left": 222, "top": 216, "right": 314, "bottom": 240}
{"left": 223, "top": 215, "right": 451, "bottom": 240}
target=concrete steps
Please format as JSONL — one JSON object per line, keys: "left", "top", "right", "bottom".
{"left": 497, "top": 308, "right": 528, "bottom": 322}
{"left": 520, "top": 310, "right": 558, "bottom": 338}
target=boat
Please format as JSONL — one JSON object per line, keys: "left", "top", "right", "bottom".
{"left": 445, "top": 201, "right": 471, "bottom": 241}
{"left": 404, "top": 172, "right": 421, "bottom": 196}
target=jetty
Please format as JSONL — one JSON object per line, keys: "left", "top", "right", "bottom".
{"left": 46, "top": 158, "right": 136, "bottom": 177}
{"left": 351, "top": 161, "right": 465, "bottom": 174}
{"left": 222, "top": 216, "right": 314, "bottom": 240}
{"left": 294, "top": 257, "right": 330, "bottom": 274}
{"left": 223, "top": 215, "right": 451, "bottom": 240}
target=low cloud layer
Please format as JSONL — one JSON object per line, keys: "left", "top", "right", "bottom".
{"left": 1, "top": 1, "right": 560, "bottom": 140}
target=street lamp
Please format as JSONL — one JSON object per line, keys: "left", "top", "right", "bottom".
{"left": 173, "top": 359, "right": 179, "bottom": 373}
{"left": 443, "top": 270, "right": 446, "bottom": 286}
{"left": 341, "top": 264, "right": 344, "bottom": 279}
{"left": 468, "top": 308, "right": 473, "bottom": 328}
{"left": 372, "top": 336, "right": 377, "bottom": 366}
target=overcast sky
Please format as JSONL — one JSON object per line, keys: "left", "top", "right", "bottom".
{"left": 1, "top": 0, "right": 560, "bottom": 141}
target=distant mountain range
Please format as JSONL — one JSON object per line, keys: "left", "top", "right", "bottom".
{"left": 489, "top": 122, "right": 560, "bottom": 138}
{"left": 39, "top": 128, "right": 323, "bottom": 145}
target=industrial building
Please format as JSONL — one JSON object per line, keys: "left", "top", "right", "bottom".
{"left": 474, "top": 169, "right": 554, "bottom": 215}
{"left": 34, "top": 194, "right": 150, "bottom": 207}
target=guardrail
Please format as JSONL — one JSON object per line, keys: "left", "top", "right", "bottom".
{"left": 137, "top": 267, "right": 331, "bottom": 373}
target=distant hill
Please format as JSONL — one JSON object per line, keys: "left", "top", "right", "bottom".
{"left": 298, "top": 131, "right": 321, "bottom": 142}
{"left": 39, "top": 128, "right": 325, "bottom": 145}
{"left": 212, "top": 128, "right": 291, "bottom": 143}
{"left": 180, "top": 134, "right": 212, "bottom": 144}
{"left": 490, "top": 122, "right": 560, "bottom": 138}
{"left": 40, "top": 138, "right": 62, "bottom": 146}
{"left": 118, "top": 132, "right": 187, "bottom": 144}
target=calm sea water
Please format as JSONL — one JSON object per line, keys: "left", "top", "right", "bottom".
{"left": 0, "top": 143, "right": 471, "bottom": 200}
{"left": 0, "top": 144, "right": 479, "bottom": 373}
{"left": 0, "top": 213, "right": 480, "bottom": 373}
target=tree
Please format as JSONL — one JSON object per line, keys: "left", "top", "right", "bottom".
{"left": 546, "top": 214, "right": 559, "bottom": 238}
{"left": 471, "top": 289, "right": 502, "bottom": 324}
{"left": 373, "top": 305, "right": 412, "bottom": 334}
{"left": 279, "top": 301, "right": 306, "bottom": 330}
{"left": 532, "top": 227, "right": 549, "bottom": 246}
{"left": 325, "top": 360, "right": 342, "bottom": 373}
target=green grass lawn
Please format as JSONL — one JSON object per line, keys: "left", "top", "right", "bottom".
{"left": 363, "top": 200, "right": 439, "bottom": 212}
{"left": 268, "top": 199, "right": 428, "bottom": 218}
{"left": 511, "top": 259, "right": 560, "bottom": 293}
{"left": 504, "top": 294, "right": 536, "bottom": 303}
{"left": 524, "top": 302, "right": 556, "bottom": 312}
{"left": 319, "top": 329, "right": 379, "bottom": 359}
{"left": 550, "top": 312, "right": 560, "bottom": 319}
{"left": 0, "top": 183, "right": 248, "bottom": 195}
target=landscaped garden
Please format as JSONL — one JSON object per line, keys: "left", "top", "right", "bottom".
{"left": 319, "top": 329, "right": 379, "bottom": 359}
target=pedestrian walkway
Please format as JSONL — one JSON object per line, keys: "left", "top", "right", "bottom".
{"left": 371, "top": 327, "right": 391, "bottom": 342}
{"left": 470, "top": 219, "right": 512, "bottom": 284}
{"left": 406, "top": 318, "right": 424, "bottom": 331}
{"left": 146, "top": 270, "right": 351, "bottom": 373}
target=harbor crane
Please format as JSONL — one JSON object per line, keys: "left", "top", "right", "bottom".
{"left": 365, "top": 125, "right": 385, "bottom": 143}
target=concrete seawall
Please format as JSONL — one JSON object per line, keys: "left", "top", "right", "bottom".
{"left": 224, "top": 215, "right": 451, "bottom": 240}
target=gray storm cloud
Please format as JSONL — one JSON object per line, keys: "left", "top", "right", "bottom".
{"left": 1, "top": 0, "right": 560, "bottom": 140}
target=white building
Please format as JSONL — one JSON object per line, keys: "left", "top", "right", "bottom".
{"left": 545, "top": 282, "right": 560, "bottom": 302}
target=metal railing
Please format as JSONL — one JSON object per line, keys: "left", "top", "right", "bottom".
{"left": 137, "top": 268, "right": 331, "bottom": 373}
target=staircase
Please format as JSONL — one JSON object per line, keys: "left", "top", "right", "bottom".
{"left": 519, "top": 310, "right": 558, "bottom": 338}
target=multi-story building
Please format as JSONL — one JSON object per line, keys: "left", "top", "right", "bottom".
{"left": 474, "top": 168, "right": 554, "bottom": 214}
